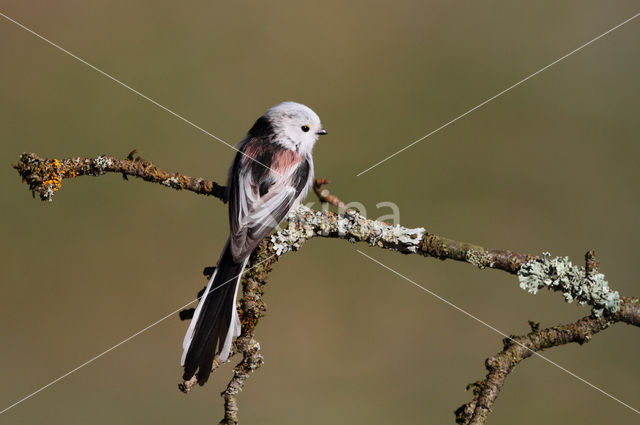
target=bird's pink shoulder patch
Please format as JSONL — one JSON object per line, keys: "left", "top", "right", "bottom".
{"left": 242, "top": 139, "right": 302, "bottom": 175}
{"left": 272, "top": 149, "right": 302, "bottom": 173}
{"left": 242, "top": 139, "right": 267, "bottom": 161}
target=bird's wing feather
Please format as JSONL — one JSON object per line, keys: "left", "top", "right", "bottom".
{"left": 228, "top": 138, "right": 310, "bottom": 262}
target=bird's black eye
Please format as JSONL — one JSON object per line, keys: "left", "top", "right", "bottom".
{"left": 301, "top": 125, "right": 310, "bottom": 132}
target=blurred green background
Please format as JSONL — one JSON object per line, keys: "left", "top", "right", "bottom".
{"left": 1, "top": 1, "right": 639, "bottom": 424}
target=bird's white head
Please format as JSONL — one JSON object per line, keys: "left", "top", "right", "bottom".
{"left": 257, "top": 101, "right": 327, "bottom": 155}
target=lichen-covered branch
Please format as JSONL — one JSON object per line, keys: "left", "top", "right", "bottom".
{"left": 13, "top": 152, "right": 226, "bottom": 201}
{"left": 518, "top": 252, "right": 619, "bottom": 317}
{"left": 274, "top": 205, "right": 537, "bottom": 272}
{"left": 13, "top": 152, "right": 640, "bottom": 425}
{"left": 218, "top": 242, "right": 276, "bottom": 425}
{"left": 454, "top": 305, "right": 634, "bottom": 425}
{"left": 272, "top": 206, "right": 623, "bottom": 318}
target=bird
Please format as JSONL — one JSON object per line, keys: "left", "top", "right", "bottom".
{"left": 181, "top": 101, "right": 327, "bottom": 385}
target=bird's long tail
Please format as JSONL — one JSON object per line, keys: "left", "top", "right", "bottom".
{"left": 181, "top": 241, "right": 247, "bottom": 384}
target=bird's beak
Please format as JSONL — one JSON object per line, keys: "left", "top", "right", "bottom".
{"left": 316, "top": 129, "right": 328, "bottom": 136}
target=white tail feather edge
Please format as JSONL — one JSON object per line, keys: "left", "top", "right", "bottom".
{"left": 180, "top": 258, "right": 247, "bottom": 366}
{"left": 219, "top": 258, "right": 247, "bottom": 362}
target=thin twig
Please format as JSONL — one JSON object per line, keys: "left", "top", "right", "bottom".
{"left": 313, "top": 178, "right": 345, "bottom": 208}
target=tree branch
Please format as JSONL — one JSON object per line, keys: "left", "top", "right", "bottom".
{"left": 454, "top": 311, "right": 621, "bottom": 425}
{"left": 13, "top": 152, "right": 226, "bottom": 201}
{"left": 13, "top": 152, "right": 640, "bottom": 424}
{"left": 313, "top": 178, "right": 346, "bottom": 208}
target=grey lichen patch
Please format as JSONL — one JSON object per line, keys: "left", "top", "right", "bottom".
{"left": 42, "top": 185, "right": 56, "bottom": 202}
{"left": 518, "top": 252, "right": 620, "bottom": 316}
{"left": 93, "top": 155, "right": 113, "bottom": 171}
{"left": 270, "top": 206, "right": 317, "bottom": 256}
{"left": 162, "top": 176, "right": 180, "bottom": 188}
{"left": 379, "top": 222, "right": 425, "bottom": 252}
{"left": 466, "top": 249, "right": 494, "bottom": 269}
{"left": 270, "top": 205, "right": 425, "bottom": 257}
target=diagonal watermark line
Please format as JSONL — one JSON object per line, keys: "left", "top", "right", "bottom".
{"left": 0, "top": 11, "right": 274, "bottom": 174}
{"left": 0, "top": 253, "right": 276, "bottom": 416}
{"left": 356, "top": 11, "right": 640, "bottom": 176}
{"left": 0, "top": 301, "right": 191, "bottom": 416}
{"left": 356, "top": 249, "right": 640, "bottom": 415}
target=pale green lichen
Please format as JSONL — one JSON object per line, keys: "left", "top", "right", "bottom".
{"left": 518, "top": 252, "right": 619, "bottom": 317}
{"left": 270, "top": 205, "right": 425, "bottom": 257}
{"left": 269, "top": 207, "right": 315, "bottom": 256}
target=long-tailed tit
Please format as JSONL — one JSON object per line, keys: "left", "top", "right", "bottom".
{"left": 181, "top": 102, "right": 327, "bottom": 385}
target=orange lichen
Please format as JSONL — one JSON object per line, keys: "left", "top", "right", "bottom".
{"left": 62, "top": 169, "right": 77, "bottom": 178}
{"left": 41, "top": 159, "right": 64, "bottom": 193}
